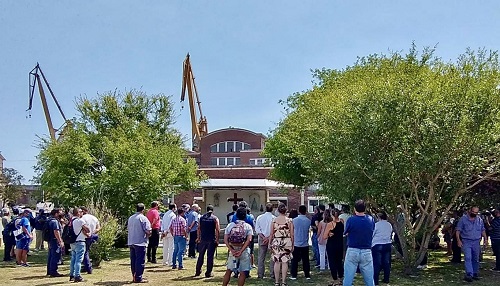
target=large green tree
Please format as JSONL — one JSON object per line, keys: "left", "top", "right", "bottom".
{"left": 0, "top": 168, "right": 25, "bottom": 207}
{"left": 35, "top": 90, "right": 203, "bottom": 218}
{"left": 264, "top": 47, "right": 500, "bottom": 272}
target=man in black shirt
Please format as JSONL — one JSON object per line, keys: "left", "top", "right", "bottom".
{"left": 490, "top": 207, "right": 500, "bottom": 271}
{"left": 195, "top": 205, "right": 220, "bottom": 278}
{"left": 226, "top": 204, "right": 238, "bottom": 225}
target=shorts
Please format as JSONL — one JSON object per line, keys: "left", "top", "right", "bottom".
{"left": 16, "top": 238, "right": 30, "bottom": 251}
{"left": 227, "top": 246, "right": 251, "bottom": 272}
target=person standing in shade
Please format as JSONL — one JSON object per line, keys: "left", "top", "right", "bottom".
{"left": 161, "top": 203, "right": 176, "bottom": 266}
{"left": 371, "top": 212, "right": 392, "bottom": 286}
{"left": 311, "top": 205, "right": 325, "bottom": 267}
{"left": 255, "top": 203, "right": 275, "bottom": 279}
{"left": 46, "top": 208, "right": 65, "bottom": 277}
{"left": 187, "top": 204, "right": 200, "bottom": 259}
{"left": 490, "top": 207, "right": 500, "bottom": 271}
{"left": 270, "top": 203, "right": 294, "bottom": 286}
{"left": 170, "top": 208, "right": 188, "bottom": 270}
{"left": 81, "top": 206, "right": 101, "bottom": 274}
{"left": 290, "top": 205, "right": 311, "bottom": 280}
{"left": 34, "top": 209, "right": 47, "bottom": 251}
{"left": 69, "top": 207, "right": 90, "bottom": 283}
{"left": 128, "top": 203, "right": 152, "bottom": 283}
{"left": 450, "top": 210, "right": 462, "bottom": 263}
{"left": 323, "top": 209, "right": 344, "bottom": 286}
{"left": 195, "top": 205, "right": 220, "bottom": 278}
{"left": 146, "top": 201, "right": 161, "bottom": 264}
{"left": 456, "top": 206, "right": 488, "bottom": 282}
{"left": 342, "top": 200, "right": 375, "bottom": 286}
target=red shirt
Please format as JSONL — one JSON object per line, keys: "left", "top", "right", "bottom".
{"left": 146, "top": 208, "right": 160, "bottom": 230}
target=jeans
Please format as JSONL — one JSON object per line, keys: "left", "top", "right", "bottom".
{"left": 147, "top": 229, "right": 159, "bottom": 262}
{"left": 196, "top": 240, "right": 217, "bottom": 275}
{"left": 462, "top": 239, "right": 480, "bottom": 276}
{"left": 319, "top": 243, "right": 328, "bottom": 270}
{"left": 291, "top": 246, "right": 311, "bottom": 278}
{"left": 372, "top": 243, "right": 391, "bottom": 284}
{"left": 47, "top": 240, "right": 61, "bottom": 275}
{"left": 69, "top": 241, "right": 86, "bottom": 278}
{"left": 343, "top": 248, "right": 374, "bottom": 286}
{"left": 130, "top": 245, "right": 146, "bottom": 282}
{"left": 257, "top": 236, "right": 275, "bottom": 278}
{"left": 188, "top": 231, "right": 198, "bottom": 257}
{"left": 173, "top": 236, "right": 187, "bottom": 267}
{"left": 312, "top": 232, "right": 319, "bottom": 266}
{"left": 162, "top": 233, "right": 174, "bottom": 265}
{"left": 492, "top": 239, "right": 500, "bottom": 270}
{"left": 83, "top": 236, "right": 96, "bottom": 273}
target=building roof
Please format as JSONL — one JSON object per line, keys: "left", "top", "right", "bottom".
{"left": 0, "top": 152, "right": 5, "bottom": 161}
{"left": 200, "top": 178, "right": 293, "bottom": 188}
{"left": 204, "top": 127, "right": 266, "bottom": 139}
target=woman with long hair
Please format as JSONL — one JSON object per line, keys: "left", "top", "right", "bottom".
{"left": 317, "top": 209, "right": 333, "bottom": 271}
{"left": 270, "top": 203, "right": 294, "bottom": 286}
{"left": 324, "top": 209, "right": 344, "bottom": 286}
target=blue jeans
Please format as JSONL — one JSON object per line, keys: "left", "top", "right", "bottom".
{"left": 462, "top": 239, "right": 480, "bottom": 276}
{"left": 69, "top": 241, "right": 86, "bottom": 278}
{"left": 343, "top": 248, "right": 374, "bottom": 286}
{"left": 172, "top": 236, "right": 187, "bottom": 268}
{"left": 311, "top": 232, "right": 319, "bottom": 266}
{"left": 372, "top": 243, "right": 391, "bottom": 284}
{"left": 46, "top": 240, "right": 61, "bottom": 275}
{"left": 130, "top": 245, "right": 146, "bottom": 282}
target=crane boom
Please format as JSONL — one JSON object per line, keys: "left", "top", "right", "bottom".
{"left": 28, "top": 63, "right": 69, "bottom": 141}
{"left": 181, "top": 54, "right": 208, "bottom": 151}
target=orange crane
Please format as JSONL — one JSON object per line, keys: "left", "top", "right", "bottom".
{"left": 27, "top": 63, "right": 70, "bottom": 141}
{"left": 180, "top": 54, "right": 208, "bottom": 152}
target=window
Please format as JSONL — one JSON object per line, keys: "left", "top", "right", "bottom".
{"left": 210, "top": 157, "right": 241, "bottom": 166}
{"left": 249, "top": 158, "right": 267, "bottom": 166}
{"left": 308, "top": 197, "right": 328, "bottom": 213}
{"left": 210, "top": 141, "right": 252, "bottom": 153}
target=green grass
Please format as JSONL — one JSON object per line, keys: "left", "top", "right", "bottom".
{"left": 0, "top": 244, "right": 499, "bottom": 285}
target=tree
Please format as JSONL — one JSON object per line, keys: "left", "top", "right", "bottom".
{"left": 264, "top": 46, "right": 500, "bottom": 273}
{"left": 35, "top": 90, "right": 204, "bottom": 219}
{"left": 0, "top": 168, "right": 25, "bottom": 207}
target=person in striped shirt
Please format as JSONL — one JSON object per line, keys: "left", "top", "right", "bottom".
{"left": 170, "top": 208, "right": 188, "bottom": 270}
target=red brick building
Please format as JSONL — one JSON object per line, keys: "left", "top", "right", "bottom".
{"left": 173, "top": 127, "right": 323, "bottom": 223}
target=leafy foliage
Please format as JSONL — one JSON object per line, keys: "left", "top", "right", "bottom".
{"left": 264, "top": 46, "right": 500, "bottom": 272}
{"left": 88, "top": 204, "right": 119, "bottom": 267}
{"left": 0, "top": 168, "right": 25, "bottom": 207}
{"left": 35, "top": 90, "right": 204, "bottom": 218}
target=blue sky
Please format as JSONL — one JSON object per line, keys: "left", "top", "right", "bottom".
{"left": 1, "top": 1, "right": 500, "bottom": 182}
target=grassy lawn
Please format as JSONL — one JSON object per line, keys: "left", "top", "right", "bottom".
{"left": 0, "top": 244, "right": 499, "bottom": 285}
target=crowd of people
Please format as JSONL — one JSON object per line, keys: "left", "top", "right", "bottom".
{"left": 1, "top": 205, "right": 101, "bottom": 283}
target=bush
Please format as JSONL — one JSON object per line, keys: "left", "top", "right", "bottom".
{"left": 88, "top": 205, "right": 119, "bottom": 267}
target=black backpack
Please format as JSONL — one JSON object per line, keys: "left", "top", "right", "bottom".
{"left": 62, "top": 218, "right": 82, "bottom": 244}
{"left": 42, "top": 218, "right": 55, "bottom": 242}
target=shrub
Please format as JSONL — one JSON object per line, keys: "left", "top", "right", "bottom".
{"left": 88, "top": 204, "right": 119, "bottom": 267}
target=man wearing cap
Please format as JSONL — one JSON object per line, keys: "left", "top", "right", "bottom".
{"left": 187, "top": 204, "right": 200, "bottom": 259}
{"left": 34, "top": 209, "right": 47, "bottom": 251}
{"left": 15, "top": 209, "right": 33, "bottom": 266}
{"left": 456, "top": 206, "right": 488, "bottom": 282}
{"left": 195, "top": 205, "right": 220, "bottom": 278}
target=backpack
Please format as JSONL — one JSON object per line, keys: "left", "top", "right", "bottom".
{"left": 42, "top": 218, "right": 55, "bottom": 242}
{"left": 2, "top": 219, "right": 16, "bottom": 237}
{"left": 228, "top": 221, "right": 247, "bottom": 244}
{"left": 62, "top": 218, "right": 82, "bottom": 244}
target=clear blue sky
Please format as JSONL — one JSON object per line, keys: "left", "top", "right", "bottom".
{"left": 1, "top": 1, "right": 500, "bottom": 182}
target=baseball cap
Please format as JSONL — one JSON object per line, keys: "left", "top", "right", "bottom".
{"left": 23, "top": 208, "right": 33, "bottom": 214}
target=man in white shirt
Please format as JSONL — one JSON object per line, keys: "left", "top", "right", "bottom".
{"left": 69, "top": 208, "right": 90, "bottom": 282}
{"left": 255, "top": 203, "right": 275, "bottom": 279}
{"left": 161, "top": 203, "right": 177, "bottom": 266}
{"left": 81, "top": 206, "right": 101, "bottom": 274}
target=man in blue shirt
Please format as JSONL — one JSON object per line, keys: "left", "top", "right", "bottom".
{"left": 456, "top": 206, "right": 487, "bottom": 282}
{"left": 290, "top": 205, "right": 311, "bottom": 280}
{"left": 128, "top": 203, "right": 152, "bottom": 283}
{"left": 46, "top": 208, "right": 65, "bottom": 277}
{"left": 15, "top": 209, "right": 33, "bottom": 267}
{"left": 187, "top": 204, "right": 200, "bottom": 258}
{"left": 343, "top": 200, "right": 375, "bottom": 286}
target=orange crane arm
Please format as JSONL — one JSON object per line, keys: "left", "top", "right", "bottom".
{"left": 180, "top": 54, "right": 208, "bottom": 151}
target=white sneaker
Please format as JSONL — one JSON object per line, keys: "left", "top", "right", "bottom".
{"left": 417, "top": 264, "right": 427, "bottom": 269}
{"left": 290, "top": 277, "right": 297, "bottom": 280}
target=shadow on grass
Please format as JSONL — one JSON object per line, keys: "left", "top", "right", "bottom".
{"left": 11, "top": 275, "right": 49, "bottom": 280}
{"left": 32, "top": 282, "right": 66, "bottom": 286}
{"left": 94, "top": 281, "right": 133, "bottom": 286}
